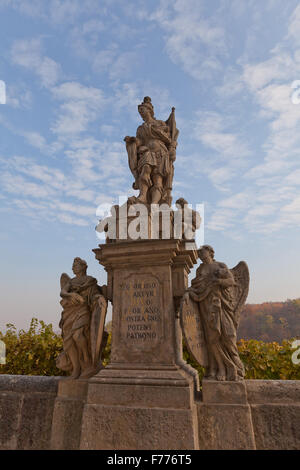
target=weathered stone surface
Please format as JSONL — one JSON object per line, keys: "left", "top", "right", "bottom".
{"left": 50, "top": 379, "right": 88, "bottom": 450}
{"left": 80, "top": 404, "right": 198, "bottom": 450}
{"left": 0, "top": 392, "right": 23, "bottom": 450}
{"left": 250, "top": 404, "right": 300, "bottom": 450}
{"left": 81, "top": 238, "right": 200, "bottom": 449}
{"left": 197, "top": 403, "right": 256, "bottom": 450}
{"left": 202, "top": 379, "right": 248, "bottom": 404}
{"left": 87, "top": 371, "right": 193, "bottom": 410}
{"left": 51, "top": 398, "right": 86, "bottom": 450}
{"left": 17, "top": 393, "right": 56, "bottom": 450}
{"left": 57, "top": 377, "right": 89, "bottom": 399}
{"left": 0, "top": 374, "right": 300, "bottom": 449}
{"left": 0, "top": 375, "right": 60, "bottom": 450}
{"left": 246, "top": 379, "right": 300, "bottom": 404}
{"left": 94, "top": 239, "right": 198, "bottom": 372}
{"left": 0, "top": 374, "right": 60, "bottom": 393}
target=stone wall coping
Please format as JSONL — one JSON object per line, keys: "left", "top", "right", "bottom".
{"left": 0, "top": 375, "right": 299, "bottom": 403}
{"left": 0, "top": 375, "right": 62, "bottom": 394}
{"left": 245, "top": 379, "right": 300, "bottom": 404}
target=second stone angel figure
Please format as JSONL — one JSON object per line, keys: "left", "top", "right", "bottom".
{"left": 181, "top": 245, "right": 249, "bottom": 381}
{"left": 56, "top": 257, "right": 108, "bottom": 379}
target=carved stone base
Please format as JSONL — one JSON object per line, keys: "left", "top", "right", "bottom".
{"left": 201, "top": 379, "right": 248, "bottom": 404}
{"left": 80, "top": 238, "right": 200, "bottom": 449}
{"left": 51, "top": 238, "right": 201, "bottom": 450}
{"left": 50, "top": 379, "right": 89, "bottom": 450}
{"left": 198, "top": 380, "right": 256, "bottom": 450}
{"left": 80, "top": 367, "right": 199, "bottom": 450}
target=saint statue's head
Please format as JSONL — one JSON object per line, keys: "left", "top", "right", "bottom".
{"left": 138, "top": 96, "right": 155, "bottom": 121}
{"left": 72, "top": 257, "right": 88, "bottom": 276}
{"left": 198, "top": 245, "right": 215, "bottom": 263}
{"left": 175, "top": 197, "right": 188, "bottom": 209}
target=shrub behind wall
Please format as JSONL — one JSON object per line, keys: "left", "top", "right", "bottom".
{"left": 0, "top": 318, "right": 299, "bottom": 379}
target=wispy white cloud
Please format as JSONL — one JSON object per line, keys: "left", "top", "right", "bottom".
{"left": 50, "top": 82, "right": 106, "bottom": 137}
{"left": 0, "top": 153, "right": 114, "bottom": 227}
{"left": 1, "top": 0, "right": 106, "bottom": 24}
{"left": 287, "top": 4, "right": 300, "bottom": 43}
{"left": 5, "top": 85, "right": 32, "bottom": 108}
{"left": 204, "top": 3, "right": 300, "bottom": 235}
{"left": 1, "top": 171, "right": 56, "bottom": 199}
{"left": 111, "top": 81, "right": 173, "bottom": 119}
{"left": 207, "top": 208, "right": 235, "bottom": 231}
{"left": 0, "top": 0, "right": 46, "bottom": 18}
{"left": 150, "top": 0, "right": 226, "bottom": 79}
{"left": 11, "top": 38, "right": 61, "bottom": 88}
{"left": 186, "top": 110, "right": 251, "bottom": 191}
{"left": 193, "top": 111, "right": 250, "bottom": 159}
{"left": 3, "top": 0, "right": 300, "bottom": 240}
{"left": 93, "top": 45, "right": 138, "bottom": 81}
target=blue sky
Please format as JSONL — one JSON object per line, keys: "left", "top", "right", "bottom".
{"left": 0, "top": 0, "right": 300, "bottom": 331}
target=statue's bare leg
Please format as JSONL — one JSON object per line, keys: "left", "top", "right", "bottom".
{"left": 67, "top": 343, "right": 81, "bottom": 379}
{"left": 225, "top": 362, "right": 238, "bottom": 381}
{"left": 205, "top": 349, "right": 218, "bottom": 380}
{"left": 213, "top": 344, "right": 226, "bottom": 381}
{"left": 73, "top": 329, "right": 92, "bottom": 369}
{"left": 150, "top": 174, "right": 163, "bottom": 204}
{"left": 138, "top": 164, "right": 151, "bottom": 203}
{"left": 224, "top": 337, "right": 244, "bottom": 381}
{"left": 205, "top": 332, "right": 221, "bottom": 380}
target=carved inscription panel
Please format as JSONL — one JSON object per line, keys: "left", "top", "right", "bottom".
{"left": 119, "top": 273, "right": 163, "bottom": 352}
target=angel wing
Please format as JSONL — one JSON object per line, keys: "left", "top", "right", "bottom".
{"left": 230, "top": 261, "right": 250, "bottom": 328}
{"left": 58, "top": 273, "right": 72, "bottom": 335}
{"left": 60, "top": 273, "right": 71, "bottom": 290}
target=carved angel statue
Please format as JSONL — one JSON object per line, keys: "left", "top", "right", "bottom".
{"left": 180, "top": 245, "right": 249, "bottom": 381}
{"left": 56, "top": 257, "right": 108, "bottom": 379}
{"left": 124, "top": 96, "right": 179, "bottom": 206}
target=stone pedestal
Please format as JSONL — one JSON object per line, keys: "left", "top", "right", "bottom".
{"left": 79, "top": 239, "right": 199, "bottom": 450}
{"left": 197, "top": 380, "right": 256, "bottom": 450}
{"left": 50, "top": 379, "right": 89, "bottom": 450}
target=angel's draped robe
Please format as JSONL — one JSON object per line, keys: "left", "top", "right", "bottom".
{"left": 190, "top": 263, "right": 245, "bottom": 379}
{"left": 57, "top": 276, "right": 100, "bottom": 370}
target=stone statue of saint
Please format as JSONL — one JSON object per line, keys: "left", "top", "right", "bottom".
{"left": 124, "top": 96, "right": 179, "bottom": 206}
{"left": 56, "top": 257, "right": 108, "bottom": 379}
{"left": 180, "top": 245, "right": 249, "bottom": 381}
{"left": 175, "top": 198, "right": 201, "bottom": 241}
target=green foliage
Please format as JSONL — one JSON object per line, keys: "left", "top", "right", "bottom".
{"left": 183, "top": 338, "right": 300, "bottom": 380}
{"left": 237, "top": 338, "right": 300, "bottom": 380}
{"left": 183, "top": 341, "right": 205, "bottom": 381}
{"left": 102, "top": 330, "right": 112, "bottom": 367}
{"left": 0, "top": 318, "right": 66, "bottom": 376}
{"left": 0, "top": 319, "right": 299, "bottom": 379}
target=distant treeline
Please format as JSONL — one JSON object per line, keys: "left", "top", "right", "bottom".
{"left": 238, "top": 299, "right": 300, "bottom": 342}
